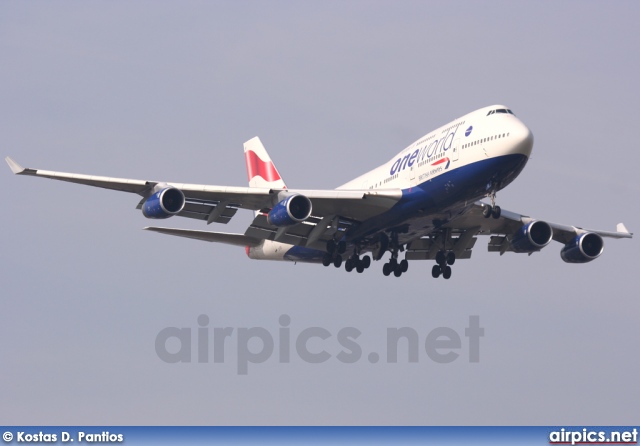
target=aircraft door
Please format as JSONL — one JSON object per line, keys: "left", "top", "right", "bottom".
{"left": 451, "top": 139, "right": 460, "bottom": 162}
{"left": 409, "top": 165, "right": 417, "bottom": 187}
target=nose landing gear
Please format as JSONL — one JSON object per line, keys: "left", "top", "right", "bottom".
{"left": 483, "top": 190, "right": 502, "bottom": 219}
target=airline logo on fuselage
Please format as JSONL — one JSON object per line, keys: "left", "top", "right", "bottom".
{"left": 431, "top": 156, "right": 450, "bottom": 170}
{"left": 389, "top": 127, "right": 458, "bottom": 176}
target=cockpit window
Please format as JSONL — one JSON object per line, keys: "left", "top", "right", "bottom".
{"left": 487, "top": 108, "right": 515, "bottom": 116}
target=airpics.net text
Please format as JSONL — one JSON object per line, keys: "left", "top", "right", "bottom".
{"left": 155, "top": 315, "right": 484, "bottom": 375}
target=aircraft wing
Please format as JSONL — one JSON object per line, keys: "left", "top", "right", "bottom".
{"left": 448, "top": 202, "right": 633, "bottom": 242}
{"left": 5, "top": 157, "right": 402, "bottom": 223}
{"left": 406, "top": 202, "right": 632, "bottom": 260}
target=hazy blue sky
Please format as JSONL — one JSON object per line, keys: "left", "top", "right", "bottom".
{"left": 1, "top": 1, "right": 638, "bottom": 425}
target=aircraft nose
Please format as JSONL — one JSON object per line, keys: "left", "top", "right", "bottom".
{"left": 511, "top": 121, "right": 534, "bottom": 158}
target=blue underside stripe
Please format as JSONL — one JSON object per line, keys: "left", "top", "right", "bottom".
{"left": 284, "top": 154, "right": 528, "bottom": 262}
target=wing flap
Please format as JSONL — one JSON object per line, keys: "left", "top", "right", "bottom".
{"left": 243, "top": 213, "right": 355, "bottom": 249}
{"left": 406, "top": 250, "right": 473, "bottom": 261}
{"left": 406, "top": 234, "right": 477, "bottom": 261}
{"left": 177, "top": 201, "right": 238, "bottom": 224}
{"left": 442, "top": 203, "right": 524, "bottom": 235}
{"left": 244, "top": 215, "right": 313, "bottom": 247}
{"left": 488, "top": 236, "right": 512, "bottom": 254}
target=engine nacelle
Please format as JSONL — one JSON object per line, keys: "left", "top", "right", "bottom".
{"left": 510, "top": 220, "right": 553, "bottom": 253}
{"left": 267, "top": 194, "right": 312, "bottom": 227}
{"left": 142, "top": 187, "right": 185, "bottom": 219}
{"left": 560, "top": 233, "right": 604, "bottom": 264}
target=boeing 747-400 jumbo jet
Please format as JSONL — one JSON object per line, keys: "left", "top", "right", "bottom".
{"left": 6, "top": 105, "right": 632, "bottom": 279}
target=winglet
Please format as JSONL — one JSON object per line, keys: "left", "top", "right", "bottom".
{"left": 617, "top": 223, "right": 632, "bottom": 235}
{"left": 5, "top": 157, "right": 25, "bottom": 174}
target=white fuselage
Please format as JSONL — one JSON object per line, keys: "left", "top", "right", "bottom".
{"left": 339, "top": 105, "right": 533, "bottom": 192}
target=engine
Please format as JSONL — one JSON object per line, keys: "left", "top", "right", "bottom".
{"left": 560, "top": 233, "right": 604, "bottom": 263}
{"left": 510, "top": 220, "right": 553, "bottom": 253}
{"left": 142, "top": 187, "right": 185, "bottom": 219}
{"left": 267, "top": 194, "right": 312, "bottom": 227}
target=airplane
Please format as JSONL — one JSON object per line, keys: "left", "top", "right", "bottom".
{"left": 5, "top": 105, "right": 633, "bottom": 279}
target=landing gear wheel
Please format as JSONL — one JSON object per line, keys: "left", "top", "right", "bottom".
{"left": 442, "top": 265, "right": 452, "bottom": 279}
{"left": 492, "top": 205, "right": 501, "bottom": 219}
{"left": 337, "top": 241, "right": 347, "bottom": 254}
{"left": 483, "top": 205, "right": 493, "bottom": 218}
{"left": 432, "top": 264, "right": 441, "bottom": 278}
{"left": 446, "top": 251, "right": 456, "bottom": 265}
{"left": 393, "top": 266, "right": 402, "bottom": 277}
{"left": 322, "top": 253, "right": 332, "bottom": 267}
{"left": 345, "top": 259, "right": 354, "bottom": 272}
{"left": 389, "top": 258, "right": 398, "bottom": 269}
{"left": 400, "top": 259, "right": 409, "bottom": 273}
{"left": 383, "top": 263, "right": 392, "bottom": 276}
{"left": 356, "top": 263, "right": 365, "bottom": 273}
{"left": 361, "top": 255, "right": 371, "bottom": 269}
{"left": 333, "top": 256, "right": 342, "bottom": 268}
{"left": 435, "top": 250, "right": 446, "bottom": 265}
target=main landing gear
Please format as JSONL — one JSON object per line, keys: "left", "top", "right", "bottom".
{"left": 322, "top": 239, "right": 346, "bottom": 268}
{"left": 322, "top": 240, "right": 372, "bottom": 274}
{"left": 483, "top": 190, "right": 501, "bottom": 219}
{"left": 345, "top": 254, "right": 371, "bottom": 273}
{"left": 381, "top": 232, "right": 408, "bottom": 278}
{"left": 432, "top": 250, "right": 455, "bottom": 279}
{"left": 382, "top": 257, "right": 409, "bottom": 278}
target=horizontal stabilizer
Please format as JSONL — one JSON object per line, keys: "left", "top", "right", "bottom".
{"left": 5, "top": 157, "right": 26, "bottom": 174}
{"left": 144, "top": 227, "right": 262, "bottom": 247}
{"left": 617, "top": 223, "right": 631, "bottom": 235}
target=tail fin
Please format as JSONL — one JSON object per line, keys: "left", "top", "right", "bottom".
{"left": 244, "top": 137, "right": 287, "bottom": 189}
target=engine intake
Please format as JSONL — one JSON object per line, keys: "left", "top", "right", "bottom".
{"left": 142, "top": 187, "right": 185, "bottom": 219}
{"left": 267, "top": 194, "right": 312, "bottom": 227}
{"left": 560, "top": 233, "right": 604, "bottom": 263}
{"left": 510, "top": 220, "right": 553, "bottom": 253}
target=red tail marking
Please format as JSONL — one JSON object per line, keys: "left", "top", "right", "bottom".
{"left": 245, "top": 150, "right": 281, "bottom": 182}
